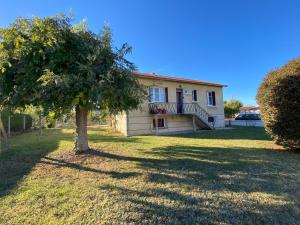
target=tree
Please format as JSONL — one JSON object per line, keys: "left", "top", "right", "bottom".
{"left": 257, "top": 57, "right": 300, "bottom": 150}
{"left": 224, "top": 99, "right": 243, "bottom": 118}
{"left": 0, "top": 15, "right": 146, "bottom": 153}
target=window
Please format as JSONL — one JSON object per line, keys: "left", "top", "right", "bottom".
{"left": 149, "top": 87, "right": 167, "bottom": 102}
{"left": 208, "top": 116, "right": 215, "bottom": 123}
{"left": 153, "top": 118, "right": 165, "bottom": 128}
{"left": 208, "top": 116, "right": 215, "bottom": 127}
{"left": 192, "top": 90, "right": 197, "bottom": 102}
{"left": 207, "top": 91, "right": 216, "bottom": 106}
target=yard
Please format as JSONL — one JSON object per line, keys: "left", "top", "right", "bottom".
{"left": 0, "top": 127, "right": 299, "bottom": 225}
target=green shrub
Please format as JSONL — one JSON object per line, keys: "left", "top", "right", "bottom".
{"left": 45, "top": 112, "right": 56, "bottom": 128}
{"left": 224, "top": 99, "right": 243, "bottom": 118}
{"left": 0, "top": 110, "right": 33, "bottom": 132}
{"left": 45, "top": 118, "right": 56, "bottom": 128}
{"left": 257, "top": 57, "right": 300, "bottom": 149}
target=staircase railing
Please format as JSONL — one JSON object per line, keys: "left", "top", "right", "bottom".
{"left": 148, "top": 102, "right": 214, "bottom": 129}
{"left": 192, "top": 103, "right": 214, "bottom": 129}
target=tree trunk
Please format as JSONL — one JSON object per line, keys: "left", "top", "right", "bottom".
{"left": 74, "top": 105, "right": 89, "bottom": 154}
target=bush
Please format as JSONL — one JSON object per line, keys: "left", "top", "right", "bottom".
{"left": 45, "top": 112, "right": 56, "bottom": 128}
{"left": 257, "top": 57, "right": 300, "bottom": 149}
{"left": 0, "top": 110, "right": 33, "bottom": 132}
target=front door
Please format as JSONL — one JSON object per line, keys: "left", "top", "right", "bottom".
{"left": 176, "top": 89, "right": 183, "bottom": 113}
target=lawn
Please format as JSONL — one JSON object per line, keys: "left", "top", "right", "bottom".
{"left": 0, "top": 127, "right": 299, "bottom": 225}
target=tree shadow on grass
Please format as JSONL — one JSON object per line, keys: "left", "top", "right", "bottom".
{"left": 144, "top": 145, "right": 298, "bottom": 193}
{"left": 165, "top": 126, "right": 272, "bottom": 141}
{"left": 88, "top": 133, "right": 140, "bottom": 143}
{"left": 0, "top": 129, "right": 142, "bottom": 198}
{"left": 99, "top": 184, "right": 295, "bottom": 225}
{"left": 87, "top": 146, "right": 299, "bottom": 195}
{"left": 1, "top": 127, "right": 299, "bottom": 224}
{"left": 40, "top": 156, "right": 139, "bottom": 179}
{"left": 91, "top": 145, "right": 299, "bottom": 224}
{"left": 0, "top": 129, "right": 74, "bottom": 198}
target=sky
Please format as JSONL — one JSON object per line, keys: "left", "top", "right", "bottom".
{"left": 1, "top": 0, "right": 300, "bottom": 105}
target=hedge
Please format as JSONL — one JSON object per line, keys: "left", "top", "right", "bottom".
{"left": 0, "top": 111, "right": 33, "bottom": 132}
{"left": 257, "top": 57, "right": 300, "bottom": 150}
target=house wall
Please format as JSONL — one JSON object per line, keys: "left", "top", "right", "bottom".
{"left": 127, "top": 113, "right": 195, "bottom": 136}
{"left": 121, "top": 77, "right": 225, "bottom": 136}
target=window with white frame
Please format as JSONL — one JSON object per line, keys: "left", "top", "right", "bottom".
{"left": 207, "top": 91, "right": 216, "bottom": 106}
{"left": 149, "top": 87, "right": 166, "bottom": 103}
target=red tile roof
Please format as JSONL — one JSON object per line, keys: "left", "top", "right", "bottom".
{"left": 134, "top": 72, "right": 227, "bottom": 87}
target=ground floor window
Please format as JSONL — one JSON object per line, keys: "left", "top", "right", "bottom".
{"left": 208, "top": 116, "right": 215, "bottom": 127}
{"left": 153, "top": 118, "right": 165, "bottom": 128}
{"left": 208, "top": 116, "right": 215, "bottom": 123}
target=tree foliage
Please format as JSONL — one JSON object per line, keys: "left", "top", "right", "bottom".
{"left": 0, "top": 15, "right": 145, "bottom": 114}
{"left": 257, "top": 57, "right": 300, "bottom": 150}
{"left": 224, "top": 99, "right": 243, "bottom": 118}
{"left": 0, "top": 15, "right": 146, "bottom": 152}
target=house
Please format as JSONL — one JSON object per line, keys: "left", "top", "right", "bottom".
{"left": 113, "top": 72, "right": 227, "bottom": 136}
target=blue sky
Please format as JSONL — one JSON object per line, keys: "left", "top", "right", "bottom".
{"left": 1, "top": 0, "right": 300, "bottom": 105}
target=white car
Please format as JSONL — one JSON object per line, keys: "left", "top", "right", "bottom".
{"left": 231, "top": 113, "right": 263, "bottom": 127}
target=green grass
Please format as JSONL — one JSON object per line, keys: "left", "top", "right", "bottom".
{"left": 0, "top": 127, "right": 299, "bottom": 225}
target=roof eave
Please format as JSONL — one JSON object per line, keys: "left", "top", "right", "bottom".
{"left": 133, "top": 72, "right": 228, "bottom": 88}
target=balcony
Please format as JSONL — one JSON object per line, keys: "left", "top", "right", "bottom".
{"left": 148, "top": 102, "right": 214, "bottom": 129}
{"left": 148, "top": 102, "right": 196, "bottom": 115}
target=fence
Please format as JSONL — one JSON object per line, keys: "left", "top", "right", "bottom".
{"left": 0, "top": 111, "right": 34, "bottom": 152}
{"left": 225, "top": 119, "right": 264, "bottom": 127}
{"left": 54, "top": 111, "right": 108, "bottom": 128}
{"left": 1, "top": 111, "right": 33, "bottom": 134}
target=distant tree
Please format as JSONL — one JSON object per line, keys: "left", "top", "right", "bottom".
{"left": 224, "top": 99, "right": 243, "bottom": 118}
{"left": 0, "top": 15, "right": 146, "bottom": 153}
{"left": 257, "top": 57, "right": 300, "bottom": 150}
